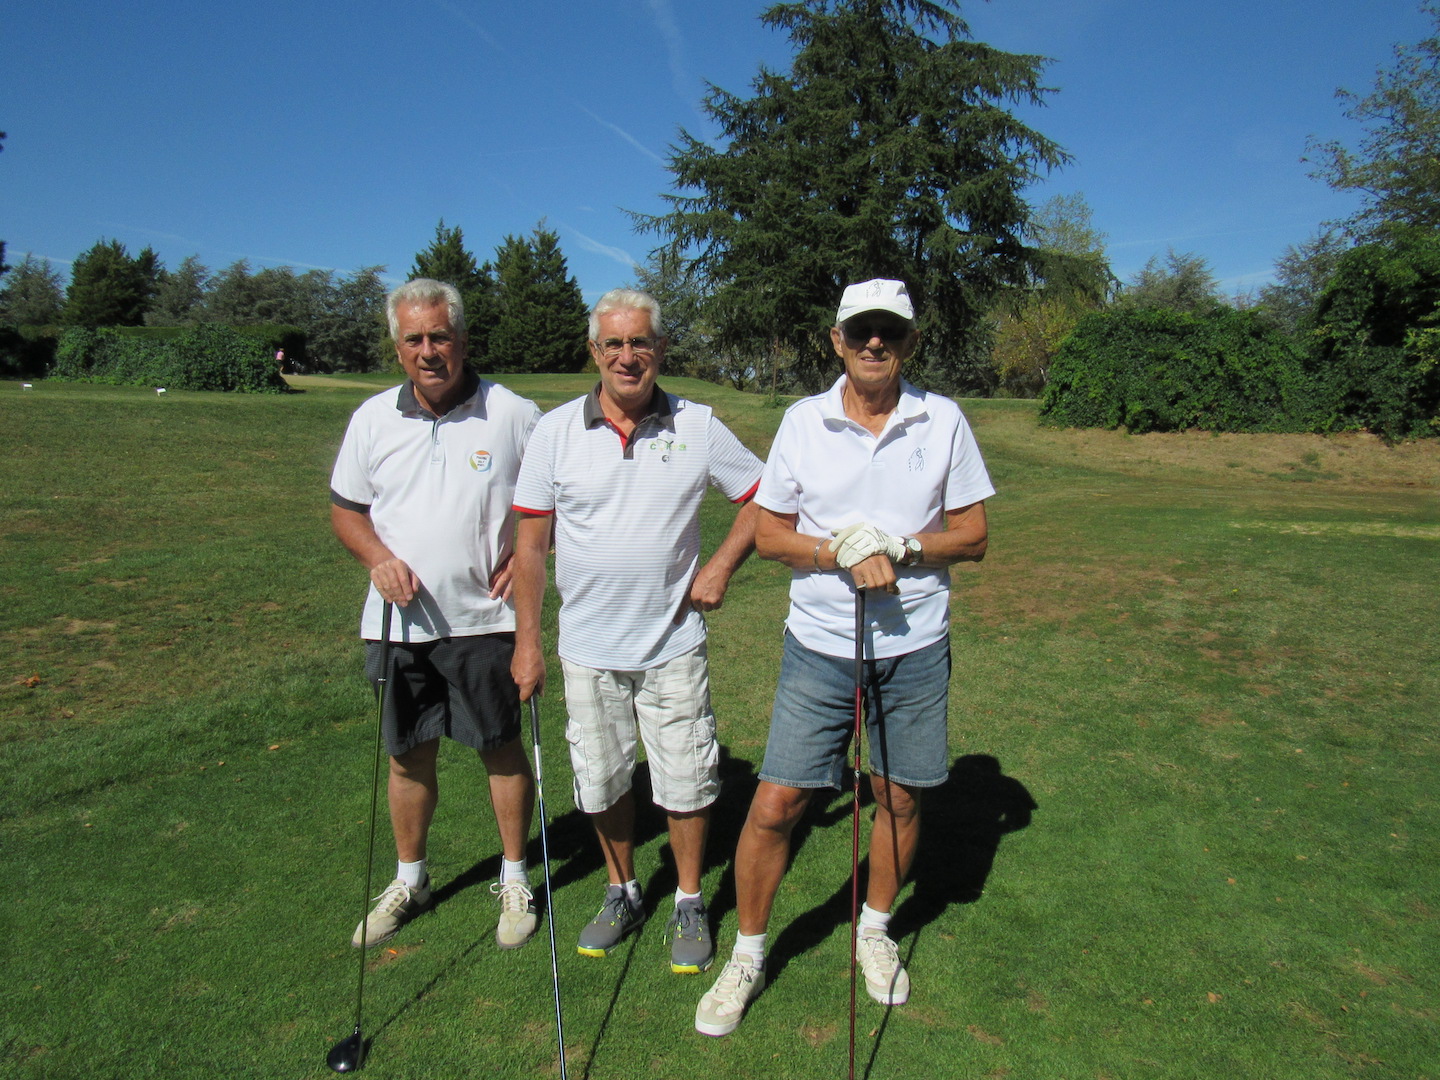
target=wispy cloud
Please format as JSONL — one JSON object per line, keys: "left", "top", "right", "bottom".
{"left": 429, "top": 0, "right": 503, "bottom": 50}
{"left": 643, "top": 0, "right": 690, "bottom": 101}
{"left": 555, "top": 218, "right": 639, "bottom": 269}
{"left": 578, "top": 106, "right": 666, "bottom": 165}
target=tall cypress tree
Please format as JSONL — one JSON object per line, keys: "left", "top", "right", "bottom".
{"left": 489, "top": 224, "right": 588, "bottom": 373}
{"left": 410, "top": 219, "right": 497, "bottom": 353}
{"left": 637, "top": 0, "right": 1068, "bottom": 395}
{"left": 62, "top": 240, "right": 159, "bottom": 327}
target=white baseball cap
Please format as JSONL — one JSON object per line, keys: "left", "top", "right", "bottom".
{"left": 835, "top": 278, "right": 915, "bottom": 325}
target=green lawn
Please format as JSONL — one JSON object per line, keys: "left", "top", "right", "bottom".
{"left": 1, "top": 376, "right": 1436, "bottom": 1079}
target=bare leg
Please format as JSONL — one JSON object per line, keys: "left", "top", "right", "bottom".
{"left": 591, "top": 790, "right": 637, "bottom": 885}
{"left": 478, "top": 737, "right": 534, "bottom": 864}
{"left": 388, "top": 738, "right": 440, "bottom": 863}
{"left": 666, "top": 807, "right": 711, "bottom": 895}
{"left": 865, "top": 775, "right": 922, "bottom": 913}
{"left": 734, "top": 781, "right": 813, "bottom": 935}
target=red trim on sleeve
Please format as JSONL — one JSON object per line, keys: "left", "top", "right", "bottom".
{"left": 732, "top": 478, "right": 761, "bottom": 504}
{"left": 513, "top": 506, "right": 555, "bottom": 517}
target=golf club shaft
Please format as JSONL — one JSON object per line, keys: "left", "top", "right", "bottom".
{"left": 529, "top": 695, "right": 568, "bottom": 1080}
{"left": 849, "top": 585, "right": 866, "bottom": 1080}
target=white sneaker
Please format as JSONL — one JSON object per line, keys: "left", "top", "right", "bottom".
{"left": 695, "top": 953, "right": 766, "bottom": 1036}
{"left": 351, "top": 876, "right": 431, "bottom": 949}
{"left": 855, "top": 931, "right": 910, "bottom": 1005}
{"left": 492, "top": 879, "right": 539, "bottom": 949}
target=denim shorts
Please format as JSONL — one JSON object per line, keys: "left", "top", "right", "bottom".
{"left": 560, "top": 643, "right": 720, "bottom": 814}
{"left": 759, "top": 631, "right": 951, "bottom": 790}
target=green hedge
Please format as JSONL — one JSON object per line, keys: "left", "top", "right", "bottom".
{"left": 1308, "top": 229, "right": 1440, "bottom": 440}
{"left": 52, "top": 324, "right": 290, "bottom": 393}
{"left": 1038, "top": 308, "right": 1324, "bottom": 434}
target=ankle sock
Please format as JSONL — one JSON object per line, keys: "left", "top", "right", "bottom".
{"left": 734, "top": 932, "right": 767, "bottom": 964}
{"left": 397, "top": 859, "right": 426, "bottom": 888}
{"left": 501, "top": 858, "right": 528, "bottom": 884}
{"left": 859, "top": 902, "right": 892, "bottom": 937}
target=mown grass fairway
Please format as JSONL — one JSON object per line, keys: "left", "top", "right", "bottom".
{"left": 2, "top": 376, "right": 1437, "bottom": 1079}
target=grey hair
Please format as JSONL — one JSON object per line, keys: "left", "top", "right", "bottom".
{"left": 387, "top": 278, "right": 466, "bottom": 339}
{"left": 589, "top": 288, "right": 664, "bottom": 341}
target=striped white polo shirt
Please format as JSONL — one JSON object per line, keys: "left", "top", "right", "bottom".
{"left": 514, "top": 384, "right": 763, "bottom": 670}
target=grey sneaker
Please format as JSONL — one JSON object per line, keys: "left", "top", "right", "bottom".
{"left": 577, "top": 884, "right": 644, "bottom": 957}
{"left": 491, "top": 878, "right": 539, "bottom": 949}
{"left": 665, "top": 897, "right": 714, "bottom": 973}
{"left": 855, "top": 930, "right": 910, "bottom": 1005}
{"left": 695, "top": 953, "right": 765, "bottom": 1036}
{"left": 351, "top": 876, "right": 431, "bottom": 949}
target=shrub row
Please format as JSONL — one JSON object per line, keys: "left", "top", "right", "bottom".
{"left": 51, "top": 325, "right": 294, "bottom": 393}
{"left": 1040, "top": 229, "right": 1440, "bottom": 440}
{"left": 1038, "top": 308, "right": 1323, "bottom": 434}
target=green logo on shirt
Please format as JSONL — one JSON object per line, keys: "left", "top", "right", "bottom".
{"left": 648, "top": 439, "right": 686, "bottom": 461}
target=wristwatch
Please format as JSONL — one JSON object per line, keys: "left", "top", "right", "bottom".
{"left": 900, "top": 536, "right": 922, "bottom": 566}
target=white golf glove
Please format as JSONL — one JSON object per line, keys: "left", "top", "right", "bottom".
{"left": 827, "top": 523, "right": 906, "bottom": 569}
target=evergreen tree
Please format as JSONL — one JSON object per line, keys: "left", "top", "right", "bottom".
{"left": 636, "top": 0, "right": 1068, "bottom": 395}
{"left": 410, "top": 219, "right": 496, "bottom": 344}
{"left": 62, "top": 239, "right": 159, "bottom": 327}
{"left": 1307, "top": 3, "right": 1440, "bottom": 237}
{"left": 1258, "top": 230, "right": 1350, "bottom": 335}
{"left": 146, "top": 255, "right": 211, "bottom": 326}
{"left": 0, "top": 253, "right": 65, "bottom": 326}
{"left": 488, "top": 224, "right": 588, "bottom": 373}
{"left": 1116, "top": 249, "right": 1223, "bottom": 315}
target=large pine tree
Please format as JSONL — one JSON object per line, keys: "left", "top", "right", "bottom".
{"left": 637, "top": 0, "right": 1068, "bottom": 395}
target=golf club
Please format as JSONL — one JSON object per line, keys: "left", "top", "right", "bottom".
{"left": 849, "top": 585, "right": 866, "bottom": 1080}
{"left": 528, "top": 694, "right": 569, "bottom": 1080}
{"left": 328, "top": 599, "right": 393, "bottom": 1074}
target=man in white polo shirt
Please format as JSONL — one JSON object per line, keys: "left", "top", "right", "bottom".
{"left": 695, "top": 278, "right": 994, "bottom": 1036}
{"left": 511, "top": 288, "right": 762, "bottom": 976}
{"left": 330, "top": 278, "right": 543, "bottom": 953}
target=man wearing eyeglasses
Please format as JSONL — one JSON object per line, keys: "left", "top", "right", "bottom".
{"left": 511, "top": 288, "right": 763, "bottom": 977}
{"left": 695, "top": 278, "right": 994, "bottom": 1036}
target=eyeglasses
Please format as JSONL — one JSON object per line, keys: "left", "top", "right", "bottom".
{"left": 842, "top": 321, "right": 911, "bottom": 345}
{"left": 595, "top": 336, "right": 658, "bottom": 358}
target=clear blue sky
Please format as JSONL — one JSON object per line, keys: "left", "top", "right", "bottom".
{"left": 3, "top": 0, "right": 1430, "bottom": 305}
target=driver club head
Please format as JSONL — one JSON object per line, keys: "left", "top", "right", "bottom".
{"left": 327, "top": 1028, "right": 366, "bottom": 1073}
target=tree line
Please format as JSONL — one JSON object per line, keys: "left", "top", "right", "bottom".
{"left": 3, "top": 0, "right": 1437, "bottom": 436}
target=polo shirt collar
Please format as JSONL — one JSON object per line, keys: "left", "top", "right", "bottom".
{"left": 396, "top": 366, "right": 482, "bottom": 418}
{"left": 582, "top": 381, "right": 675, "bottom": 430}
{"left": 821, "top": 374, "right": 929, "bottom": 431}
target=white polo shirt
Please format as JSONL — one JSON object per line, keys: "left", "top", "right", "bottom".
{"left": 755, "top": 374, "right": 994, "bottom": 660}
{"left": 330, "top": 373, "right": 541, "bottom": 643}
{"left": 513, "top": 385, "right": 763, "bottom": 670}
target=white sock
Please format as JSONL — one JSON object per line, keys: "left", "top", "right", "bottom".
{"left": 675, "top": 888, "right": 702, "bottom": 906}
{"left": 397, "top": 859, "right": 426, "bottom": 888}
{"left": 501, "top": 858, "right": 528, "bottom": 884}
{"left": 859, "top": 902, "right": 891, "bottom": 937}
{"left": 622, "top": 879, "right": 643, "bottom": 906}
{"left": 734, "top": 932, "right": 767, "bottom": 964}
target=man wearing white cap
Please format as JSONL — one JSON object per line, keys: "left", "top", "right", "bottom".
{"left": 696, "top": 278, "right": 995, "bottom": 1036}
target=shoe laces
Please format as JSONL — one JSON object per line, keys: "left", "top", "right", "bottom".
{"left": 858, "top": 931, "right": 900, "bottom": 968}
{"left": 595, "top": 890, "right": 634, "bottom": 926}
{"left": 710, "top": 955, "right": 760, "bottom": 1003}
{"left": 491, "top": 879, "right": 534, "bottom": 913}
{"left": 666, "top": 900, "right": 706, "bottom": 943}
{"left": 370, "top": 881, "right": 416, "bottom": 916}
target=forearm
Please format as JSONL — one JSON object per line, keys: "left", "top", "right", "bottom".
{"left": 331, "top": 503, "right": 394, "bottom": 570}
{"left": 703, "top": 498, "right": 760, "bottom": 578}
{"left": 755, "top": 507, "right": 840, "bottom": 572}
{"left": 511, "top": 515, "right": 551, "bottom": 650}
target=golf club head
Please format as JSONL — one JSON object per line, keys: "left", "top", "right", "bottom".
{"left": 327, "top": 1029, "right": 365, "bottom": 1073}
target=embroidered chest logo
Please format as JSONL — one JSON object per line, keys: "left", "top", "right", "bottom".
{"left": 907, "top": 448, "right": 926, "bottom": 473}
{"left": 648, "top": 438, "right": 686, "bottom": 462}
{"left": 469, "top": 451, "right": 493, "bottom": 473}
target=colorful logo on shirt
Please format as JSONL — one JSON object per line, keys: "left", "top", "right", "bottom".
{"left": 470, "top": 451, "right": 493, "bottom": 472}
{"left": 648, "top": 439, "right": 686, "bottom": 462}
{"left": 908, "top": 448, "right": 926, "bottom": 473}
